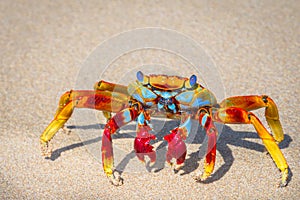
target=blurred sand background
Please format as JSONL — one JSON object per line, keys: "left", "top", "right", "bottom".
{"left": 1, "top": 0, "right": 299, "bottom": 199}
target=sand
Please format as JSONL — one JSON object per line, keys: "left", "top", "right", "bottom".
{"left": 1, "top": 0, "right": 299, "bottom": 199}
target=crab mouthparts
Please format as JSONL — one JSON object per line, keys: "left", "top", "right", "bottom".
{"left": 157, "top": 97, "right": 176, "bottom": 113}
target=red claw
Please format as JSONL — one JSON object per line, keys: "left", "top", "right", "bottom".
{"left": 134, "top": 126, "right": 156, "bottom": 163}
{"left": 164, "top": 128, "right": 187, "bottom": 165}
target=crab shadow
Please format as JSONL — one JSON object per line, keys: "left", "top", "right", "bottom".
{"left": 46, "top": 119, "right": 292, "bottom": 184}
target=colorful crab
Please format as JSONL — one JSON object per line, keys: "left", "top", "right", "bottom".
{"left": 40, "top": 71, "right": 289, "bottom": 187}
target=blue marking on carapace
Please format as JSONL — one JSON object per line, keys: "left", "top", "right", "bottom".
{"left": 132, "top": 93, "right": 144, "bottom": 103}
{"left": 175, "top": 91, "right": 194, "bottom": 104}
{"left": 154, "top": 90, "right": 177, "bottom": 99}
{"left": 141, "top": 87, "right": 157, "bottom": 99}
{"left": 192, "top": 99, "right": 210, "bottom": 108}
{"left": 179, "top": 116, "right": 192, "bottom": 136}
{"left": 201, "top": 114, "right": 208, "bottom": 127}
{"left": 122, "top": 109, "right": 133, "bottom": 123}
{"left": 137, "top": 112, "right": 145, "bottom": 125}
{"left": 179, "top": 104, "right": 188, "bottom": 110}
{"left": 145, "top": 102, "right": 153, "bottom": 107}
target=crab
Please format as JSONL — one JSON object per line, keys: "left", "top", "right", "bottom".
{"left": 40, "top": 71, "right": 289, "bottom": 187}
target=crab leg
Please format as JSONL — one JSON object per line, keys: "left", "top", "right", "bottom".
{"left": 219, "top": 95, "right": 284, "bottom": 142}
{"left": 213, "top": 107, "right": 289, "bottom": 187}
{"left": 102, "top": 106, "right": 140, "bottom": 185}
{"left": 194, "top": 112, "right": 218, "bottom": 181}
{"left": 94, "top": 80, "right": 129, "bottom": 121}
{"left": 40, "top": 90, "right": 129, "bottom": 156}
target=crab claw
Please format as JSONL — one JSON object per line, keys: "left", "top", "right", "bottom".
{"left": 164, "top": 128, "right": 187, "bottom": 170}
{"left": 134, "top": 126, "right": 156, "bottom": 163}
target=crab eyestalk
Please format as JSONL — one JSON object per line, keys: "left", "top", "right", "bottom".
{"left": 185, "top": 74, "right": 197, "bottom": 89}
{"left": 136, "top": 71, "right": 151, "bottom": 86}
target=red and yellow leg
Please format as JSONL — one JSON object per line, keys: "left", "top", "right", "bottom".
{"left": 40, "top": 90, "right": 129, "bottom": 156}
{"left": 94, "top": 80, "right": 128, "bottom": 95}
{"left": 214, "top": 107, "right": 289, "bottom": 187}
{"left": 219, "top": 95, "right": 284, "bottom": 142}
{"left": 101, "top": 106, "right": 140, "bottom": 186}
{"left": 194, "top": 111, "right": 218, "bottom": 181}
{"left": 94, "top": 80, "right": 129, "bottom": 121}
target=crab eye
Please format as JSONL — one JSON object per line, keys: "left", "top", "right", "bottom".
{"left": 189, "top": 75, "right": 197, "bottom": 87}
{"left": 137, "top": 71, "right": 144, "bottom": 82}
